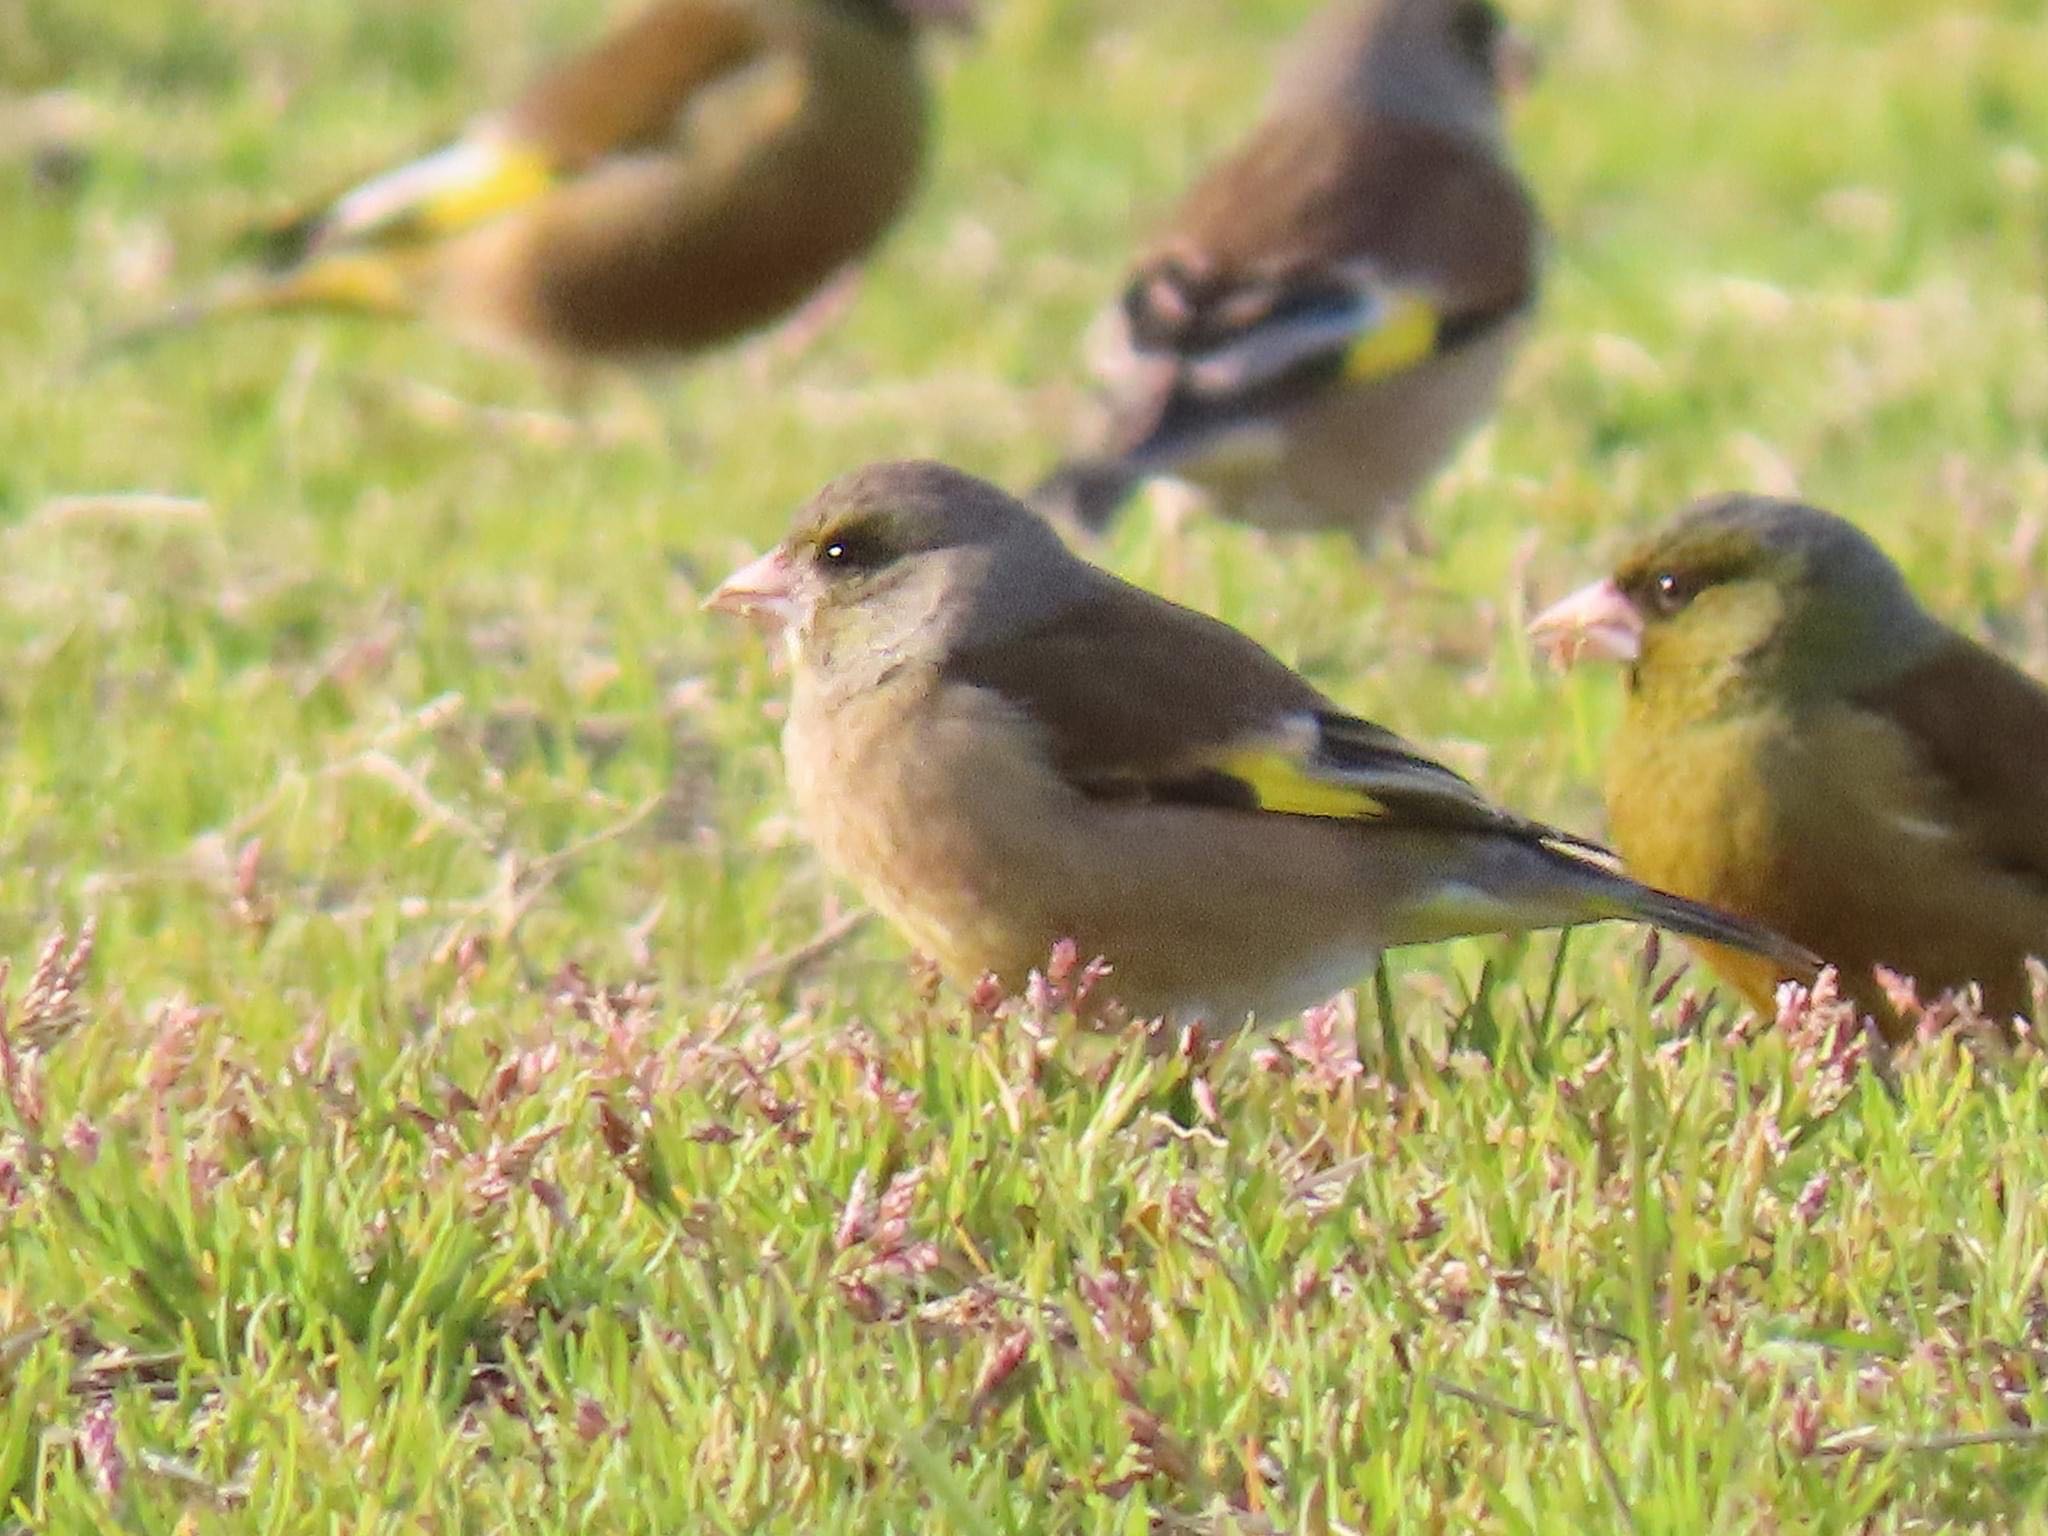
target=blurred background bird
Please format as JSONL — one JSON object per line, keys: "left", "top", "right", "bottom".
{"left": 98, "top": 0, "right": 974, "bottom": 369}
{"left": 708, "top": 461, "right": 1811, "bottom": 1037}
{"left": 1531, "top": 494, "right": 2048, "bottom": 1038}
{"left": 1031, "top": 0, "right": 1540, "bottom": 547}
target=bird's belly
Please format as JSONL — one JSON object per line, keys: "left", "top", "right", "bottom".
{"left": 1038, "top": 807, "right": 1396, "bottom": 1029}
{"left": 1179, "top": 320, "right": 1523, "bottom": 536}
{"left": 787, "top": 701, "right": 1387, "bottom": 1031}
{"left": 1209, "top": 938, "right": 1383, "bottom": 1028}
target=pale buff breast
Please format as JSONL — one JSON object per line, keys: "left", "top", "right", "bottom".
{"left": 1177, "top": 319, "right": 1524, "bottom": 541}
{"left": 784, "top": 673, "right": 1488, "bottom": 1031}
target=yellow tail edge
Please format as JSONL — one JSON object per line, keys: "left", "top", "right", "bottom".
{"left": 85, "top": 254, "right": 416, "bottom": 368}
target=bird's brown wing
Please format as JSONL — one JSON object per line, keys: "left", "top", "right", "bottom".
{"left": 256, "top": 0, "right": 777, "bottom": 265}
{"left": 1094, "top": 112, "right": 1537, "bottom": 459}
{"left": 944, "top": 582, "right": 1326, "bottom": 783}
{"left": 943, "top": 579, "right": 1558, "bottom": 845}
{"left": 1155, "top": 112, "right": 1538, "bottom": 322}
{"left": 1857, "top": 635, "right": 2048, "bottom": 894}
{"left": 502, "top": 0, "right": 774, "bottom": 164}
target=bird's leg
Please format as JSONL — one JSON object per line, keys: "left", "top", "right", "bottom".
{"left": 1369, "top": 958, "right": 1409, "bottom": 1086}
{"left": 384, "top": 375, "right": 588, "bottom": 448}
{"left": 744, "top": 264, "right": 866, "bottom": 384}
{"left": 1144, "top": 478, "right": 1209, "bottom": 592}
{"left": 585, "top": 368, "right": 677, "bottom": 452}
{"left": 1379, "top": 499, "right": 1437, "bottom": 559}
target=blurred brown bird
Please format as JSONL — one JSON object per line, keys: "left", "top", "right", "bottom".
{"left": 1032, "top": 0, "right": 1540, "bottom": 545}
{"left": 709, "top": 461, "right": 1812, "bottom": 1036}
{"left": 104, "top": 0, "right": 972, "bottom": 364}
{"left": 1531, "top": 494, "right": 2048, "bottom": 1037}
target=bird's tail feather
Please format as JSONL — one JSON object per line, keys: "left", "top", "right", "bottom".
{"left": 1589, "top": 871, "right": 1819, "bottom": 978}
{"left": 239, "top": 204, "right": 332, "bottom": 271}
{"left": 86, "top": 255, "right": 413, "bottom": 367}
{"left": 1523, "top": 834, "right": 1816, "bottom": 977}
{"left": 1028, "top": 458, "right": 1142, "bottom": 534}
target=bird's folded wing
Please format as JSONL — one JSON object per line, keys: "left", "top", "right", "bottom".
{"left": 278, "top": 138, "right": 560, "bottom": 257}
{"left": 261, "top": 0, "right": 772, "bottom": 261}
{"left": 1858, "top": 638, "right": 2048, "bottom": 895}
{"left": 1088, "top": 112, "right": 1536, "bottom": 450}
{"left": 944, "top": 581, "right": 1591, "bottom": 851}
{"left": 500, "top": 0, "right": 770, "bottom": 161}
{"left": 1113, "top": 115, "right": 1532, "bottom": 382}
{"left": 1107, "top": 268, "right": 1440, "bottom": 396}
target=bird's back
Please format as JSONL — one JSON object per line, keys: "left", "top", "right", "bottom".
{"left": 460, "top": 0, "right": 931, "bottom": 356}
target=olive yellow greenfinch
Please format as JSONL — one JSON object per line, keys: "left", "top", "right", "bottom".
{"left": 1531, "top": 494, "right": 2048, "bottom": 1036}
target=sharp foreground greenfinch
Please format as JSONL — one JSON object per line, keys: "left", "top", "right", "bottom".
{"left": 113, "top": 0, "right": 971, "bottom": 362}
{"left": 1530, "top": 493, "right": 2048, "bottom": 1037}
{"left": 1031, "top": 0, "right": 1541, "bottom": 546}
{"left": 709, "top": 462, "right": 1810, "bottom": 1034}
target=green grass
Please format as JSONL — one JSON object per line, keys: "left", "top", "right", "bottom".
{"left": 5, "top": 0, "right": 2048, "bottom": 1528}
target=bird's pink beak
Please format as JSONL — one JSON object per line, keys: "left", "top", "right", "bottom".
{"left": 1529, "top": 578, "right": 1644, "bottom": 667}
{"left": 705, "top": 547, "right": 802, "bottom": 633}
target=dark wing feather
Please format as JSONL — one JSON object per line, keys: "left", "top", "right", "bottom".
{"left": 1308, "top": 711, "right": 1601, "bottom": 850}
{"left": 502, "top": 0, "right": 771, "bottom": 165}
{"left": 246, "top": 0, "right": 773, "bottom": 266}
{"left": 943, "top": 575, "right": 1603, "bottom": 857}
{"left": 943, "top": 579, "right": 1331, "bottom": 789}
{"left": 1095, "top": 113, "right": 1538, "bottom": 462}
{"left": 1140, "top": 112, "right": 1538, "bottom": 355}
{"left": 1858, "top": 635, "right": 2048, "bottom": 893}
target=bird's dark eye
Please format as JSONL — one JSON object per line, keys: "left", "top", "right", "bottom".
{"left": 1649, "top": 570, "right": 1694, "bottom": 617}
{"left": 816, "top": 525, "right": 892, "bottom": 573}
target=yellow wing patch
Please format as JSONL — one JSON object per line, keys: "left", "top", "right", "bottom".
{"left": 321, "top": 138, "right": 558, "bottom": 252}
{"left": 1343, "top": 292, "right": 1440, "bottom": 383}
{"left": 409, "top": 144, "right": 555, "bottom": 237}
{"left": 1213, "top": 744, "right": 1388, "bottom": 821}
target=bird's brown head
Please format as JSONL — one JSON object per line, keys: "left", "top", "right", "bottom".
{"left": 1531, "top": 495, "right": 1944, "bottom": 710}
{"left": 707, "top": 461, "right": 1077, "bottom": 690}
{"left": 1281, "top": 0, "right": 1532, "bottom": 142}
